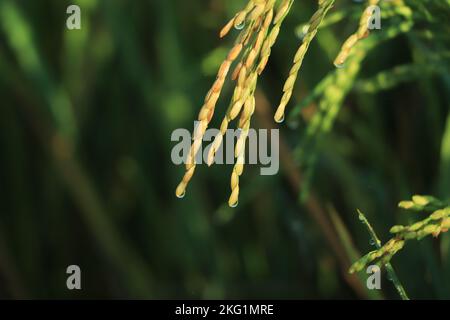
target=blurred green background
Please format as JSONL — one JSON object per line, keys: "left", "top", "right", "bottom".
{"left": 0, "top": 0, "right": 449, "bottom": 299}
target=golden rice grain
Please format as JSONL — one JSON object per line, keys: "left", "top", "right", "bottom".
{"left": 177, "top": 0, "right": 293, "bottom": 206}
{"left": 334, "top": 0, "right": 380, "bottom": 67}
{"left": 274, "top": 0, "right": 334, "bottom": 123}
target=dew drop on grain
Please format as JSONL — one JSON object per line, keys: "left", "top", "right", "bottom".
{"left": 275, "top": 114, "right": 285, "bottom": 124}
{"left": 334, "top": 61, "right": 345, "bottom": 69}
{"left": 234, "top": 21, "right": 245, "bottom": 30}
{"left": 176, "top": 190, "right": 186, "bottom": 199}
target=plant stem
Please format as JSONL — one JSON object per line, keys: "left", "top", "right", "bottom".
{"left": 357, "top": 209, "right": 410, "bottom": 300}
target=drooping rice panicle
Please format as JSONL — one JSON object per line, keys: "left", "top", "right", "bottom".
{"left": 207, "top": 8, "right": 274, "bottom": 168}
{"left": 257, "top": 0, "right": 294, "bottom": 75}
{"left": 209, "top": 7, "right": 274, "bottom": 207}
{"left": 175, "top": 40, "right": 243, "bottom": 198}
{"left": 333, "top": 0, "right": 380, "bottom": 68}
{"left": 177, "top": 1, "right": 277, "bottom": 202}
{"left": 229, "top": 94, "right": 256, "bottom": 207}
{"left": 274, "top": 0, "right": 335, "bottom": 123}
{"left": 350, "top": 197, "right": 450, "bottom": 276}
{"left": 176, "top": 0, "right": 421, "bottom": 208}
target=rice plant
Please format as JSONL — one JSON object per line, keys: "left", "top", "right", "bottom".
{"left": 0, "top": 0, "right": 449, "bottom": 299}
{"left": 176, "top": 0, "right": 450, "bottom": 207}
{"left": 172, "top": 0, "right": 450, "bottom": 298}
{"left": 350, "top": 196, "right": 450, "bottom": 299}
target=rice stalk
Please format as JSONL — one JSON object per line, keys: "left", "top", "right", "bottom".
{"left": 350, "top": 196, "right": 450, "bottom": 299}
{"left": 333, "top": 0, "right": 380, "bottom": 68}
{"left": 274, "top": 0, "right": 335, "bottom": 123}
{"left": 176, "top": 0, "right": 293, "bottom": 206}
{"left": 354, "top": 209, "right": 410, "bottom": 300}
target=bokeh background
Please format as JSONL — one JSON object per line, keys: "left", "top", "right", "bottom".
{"left": 0, "top": 0, "right": 449, "bottom": 299}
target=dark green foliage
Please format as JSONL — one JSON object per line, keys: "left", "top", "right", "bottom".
{"left": 0, "top": 0, "right": 449, "bottom": 299}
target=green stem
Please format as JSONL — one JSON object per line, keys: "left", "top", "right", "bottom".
{"left": 357, "top": 210, "right": 410, "bottom": 300}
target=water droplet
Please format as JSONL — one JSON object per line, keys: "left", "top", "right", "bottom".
{"left": 234, "top": 21, "right": 245, "bottom": 30}
{"left": 176, "top": 191, "right": 186, "bottom": 199}
{"left": 369, "top": 238, "right": 376, "bottom": 246}
{"left": 275, "top": 114, "right": 285, "bottom": 123}
{"left": 334, "top": 61, "right": 345, "bottom": 69}
{"left": 358, "top": 213, "right": 364, "bottom": 221}
{"left": 230, "top": 201, "right": 239, "bottom": 208}
{"left": 387, "top": 273, "right": 393, "bottom": 281}
{"left": 297, "top": 24, "right": 310, "bottom": 40}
